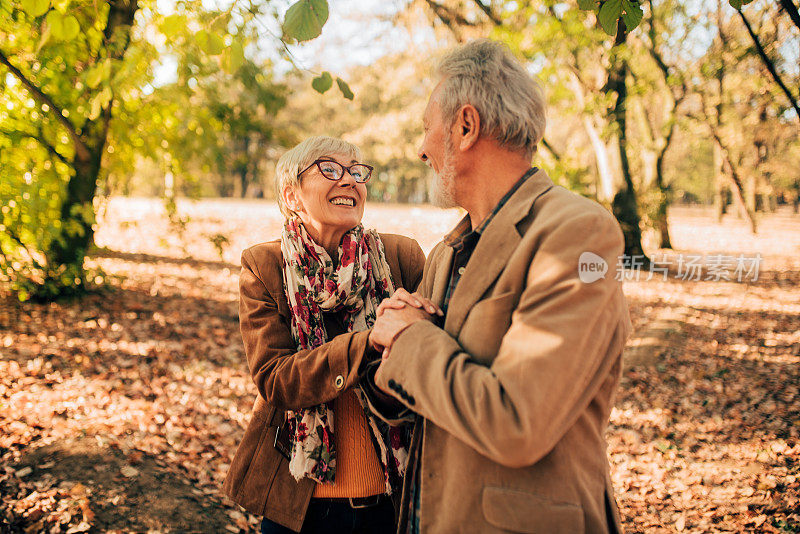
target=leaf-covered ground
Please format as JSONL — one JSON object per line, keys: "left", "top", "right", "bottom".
{"left": 2, "top": 199, "right": 798, "bottom": 533}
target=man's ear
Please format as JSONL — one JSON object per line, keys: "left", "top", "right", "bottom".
{"left": 455, "top": 104, "right": 480, "bottom": 151}
{"left": 282, "top": 185, "right": 303, "bottom": 214}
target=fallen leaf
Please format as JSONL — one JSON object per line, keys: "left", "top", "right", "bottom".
{"left": 120, "top": 465, "right": 139, "bottom": 478}
{"left": 79, "top": 498, "right": 95, "bottom": 522}
{"left": 15, "top": 466, "right": 33, "bottom": 477}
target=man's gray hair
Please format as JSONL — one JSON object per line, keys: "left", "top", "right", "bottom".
{"left": 436, "top": 39, "right": 546, "bottom": 157}
{"left": 274, "top": 136, "right": 362, "bottom": 218}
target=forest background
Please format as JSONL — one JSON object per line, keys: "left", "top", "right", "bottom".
{"left": 1, "top": 0, "right": 799, "bottom": 532}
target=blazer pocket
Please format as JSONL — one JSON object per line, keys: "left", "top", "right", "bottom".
{"left": 459, "top": 291, "right": 518, "bottom": 364}
{"left": 482, "top": 487, "right": 584, "bottom": 534}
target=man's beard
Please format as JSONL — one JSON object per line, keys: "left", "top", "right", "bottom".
{"left": 430, "top": 137, "right": 458, "bottom": 209}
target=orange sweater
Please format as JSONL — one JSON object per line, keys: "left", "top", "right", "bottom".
{"left": 313, "top": 389, "right": 386, "bottom": 498}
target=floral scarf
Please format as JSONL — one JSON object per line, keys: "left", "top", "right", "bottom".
{"left": 280, "top": 217, "right": 410, "bottom": 492}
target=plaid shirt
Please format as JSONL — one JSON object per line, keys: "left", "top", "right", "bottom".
{"left": 407, "top": 167, "right": 537, "bottom": 534}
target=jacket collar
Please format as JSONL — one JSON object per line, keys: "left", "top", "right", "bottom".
{"left": 440, "top": 168, "right": 555, "bottom": 335}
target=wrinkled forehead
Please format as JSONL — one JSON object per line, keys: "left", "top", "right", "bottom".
{"left": 424, "top": 81, "right": 446, "bottom": 125}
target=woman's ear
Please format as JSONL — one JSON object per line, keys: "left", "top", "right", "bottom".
{"left": 282, "top": 185, "right": 303, "bottom": 214}
{"left": 456, "top": 104, "right": 480, "bottom": 151}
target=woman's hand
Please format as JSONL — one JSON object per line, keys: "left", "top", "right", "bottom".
{"left": 377, "top": 288, "right": 443, "bottom": 318}
{"left": 370, "top": 303, "right": 432, "bottom": 354}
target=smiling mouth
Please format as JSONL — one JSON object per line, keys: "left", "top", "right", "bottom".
{"left": 330, "top": 197, "right": 356, "bottom": 207}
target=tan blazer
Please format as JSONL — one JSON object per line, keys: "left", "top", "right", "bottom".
{"left": 373, "top": 169, "right": 632, "bottom": 533}
{"left": 223, "top": 234, "right": 425, "bottom": 532}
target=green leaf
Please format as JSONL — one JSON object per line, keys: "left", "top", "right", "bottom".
{"left": 35, "top": 26, "right": 51, "bottom": 53}
{"left": 196, "top": 30, "right": 224, "bottom": 55}
{"left": 21, "top": 0, "right": 50, "bottom": 17}
{"left": 62, "top": 15, "right": 79, "bottom": 40}
{"left": 336, "top": 77, "right": 354, "bottom": 100}
{"left": 89, "top": 87, "right": 112, "bottom": 120}
{"left": 45, "top": 11, "right": 63, "bottom": 37}
{"left": 161, "top": 14, "right": 185, "bottom": 37}
{"left": 577, "top": 0, "right": 596, "bottom": 10}
{"left": 86, "top": 65, "right": 104, "bottom": 88}
{"left": 282, "top": 0, "right": 329, "bottom": 42}
{"left": 621, "top": 0, "right": 643, "bottom": 31}
{"left": 224, "top": 39, "right": 245, "bottom": 73}
{"left": 598, "top": 0, "right": 622, "bottom": 35}
{"left": 729, "top": 0, "right": 742, "bottom": 8}
{"left": 47, "top": 11, "right": 80, "bottom": 41}
{"left": 209, "top": 33, "right": 225, "bottom": 55}
{"left": 311, "top": 71, "right": 333, "bottom": 94}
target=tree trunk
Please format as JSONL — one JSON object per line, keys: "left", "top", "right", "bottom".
{"left": 654, "top": 143, "right": 673, "bottom": 249}
{"left": 49, "top": 150, "right": 103, "bottom": 269}
{"left": 567, "top": 75, "right": 615, "bottom": 202}
{"left": 44, "top": 0, "right": 139, "bottom": 289}
{"left": 239, "top": 137, "right": 250, "bottom": 197}
{"left": 712, "top": 134, "right": 758, "bottom": 233}
{"left": 713, "top": 142, "right": 727, "bottom": 221}
{"left": 607, "top": 21, "right": 648, "bottom": 264}
{"left": 745, "top": 173, "right": 757, "bottom": 215}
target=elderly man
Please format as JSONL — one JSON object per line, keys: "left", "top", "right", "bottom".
{"left": 367, "top": 39, "right": 632, "bottom": 533}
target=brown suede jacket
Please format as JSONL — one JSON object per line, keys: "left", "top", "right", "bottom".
{"left": 223, "top": 233, "right": 425, "bottom": 532}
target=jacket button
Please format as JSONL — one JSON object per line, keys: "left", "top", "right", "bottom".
{"left": 388, "top": 379, "right": 398, "bottom": 390}
{"left": 406, "top": 395, "right": 416, "bottom": 405}
{"left": 334, "top": 375, "right": 344, "bottom": 389}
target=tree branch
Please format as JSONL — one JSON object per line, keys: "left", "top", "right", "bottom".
{"left": 686, "top": 102, "right": 757, "bottom": 232}
{"left": 423, "top": 0, "right": 470, "bottom": 41}
{"left": 643, "top": 0, "right": 688, "bottom": 105}
{"left": 778, "top": 0, "right": 800, "bottom": 32}
{"left": 0, "top": 49, "right": 91, "bottom": 161}
{"left": 472, "top": 0, "right": 502, "bottom": 26}
{"left": 735, "top": 8, "right": 800, "bottom": 120}
{"left": 0, "top": 127, "right": 70, "bottom": 165}
{"left": 3, "top": 225, "right": 47, "bottom": 272}
{"left": 540, "top": 137, "right": 561, "bottom": 162}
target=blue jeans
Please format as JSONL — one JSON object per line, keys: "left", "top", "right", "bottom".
{"left": 260, "top": 497, "right": 395, "bottom": 534}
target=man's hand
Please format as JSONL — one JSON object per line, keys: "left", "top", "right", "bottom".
{"left": 369, "top": 304, "right": 433, "bottom": 355}
{"left": 377, "top": 288, "right": 443, "bottom": 318}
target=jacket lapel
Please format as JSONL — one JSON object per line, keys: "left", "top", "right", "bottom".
{"left": 443, "top": 169, "right": 555, "bottom": 336}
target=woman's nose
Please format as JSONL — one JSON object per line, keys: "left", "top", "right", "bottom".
{"left": 338, "top": 170, "right": 357, "bottom": 186}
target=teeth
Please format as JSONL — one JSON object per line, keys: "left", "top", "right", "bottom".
{"left": 330, "top": 197, "right": 355, "bottom": 206}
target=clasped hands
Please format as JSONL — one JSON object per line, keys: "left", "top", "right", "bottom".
{"left": 369, "top": 288, "right": 443, "bottom": 359}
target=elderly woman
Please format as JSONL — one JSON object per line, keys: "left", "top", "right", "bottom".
{"left": 223, "top": 136, "right": 431, "bottom": 534}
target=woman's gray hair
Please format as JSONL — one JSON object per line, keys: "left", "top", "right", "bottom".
{"left": 275, "top": 136, "right": 362, "bottom": 218}
{"left": 436, "top": 39, "right": 546, "bottom": 157}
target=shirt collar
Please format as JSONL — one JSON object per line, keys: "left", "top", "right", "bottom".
{"left": 443, "top": 167, "right": 537, "bottom": 247}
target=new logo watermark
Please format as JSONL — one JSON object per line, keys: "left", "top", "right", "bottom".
{"left": 578, "top": 252, "right": 608, "bottom": 283}
{"left": 578, "top": 253, "right": 763, "bottom": 283}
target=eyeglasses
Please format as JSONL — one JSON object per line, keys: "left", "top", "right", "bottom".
{"left": 298, "top": 159, "right": 373, "bottom": 183}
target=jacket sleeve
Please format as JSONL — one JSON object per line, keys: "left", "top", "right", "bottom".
{"left": 239, "top": 248, "right": 370, "bottom": 411}
{"left": 375, "top": 210, "right": 631, "bottom": 468}
{"left": 399, "top": 237, "right": 426, "bottom": 292}
{"left": 360, "top": 235, "right": 428, "bottom": 424}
